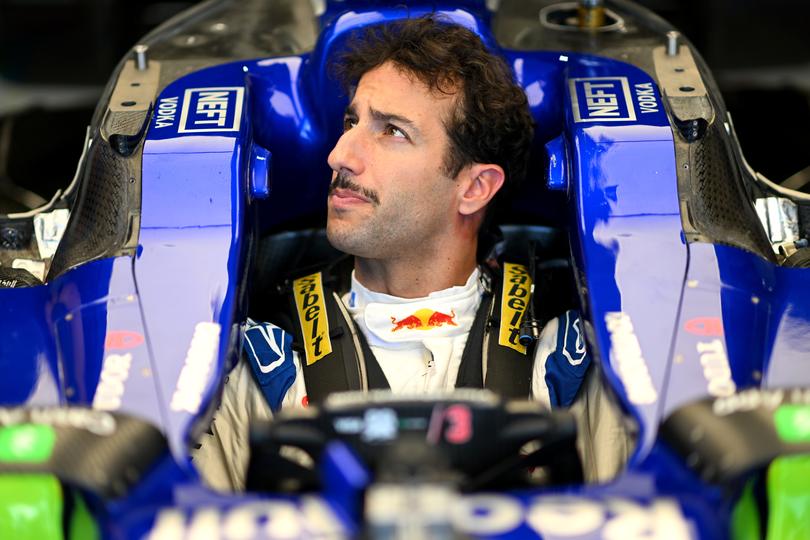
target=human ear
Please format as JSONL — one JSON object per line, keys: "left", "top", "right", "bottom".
{"left": 458, "top": 163, "right": 505, "bottom": 216}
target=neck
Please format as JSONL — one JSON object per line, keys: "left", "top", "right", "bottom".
{"left": 354, "top": 235, "right": 478, "bottom": 298}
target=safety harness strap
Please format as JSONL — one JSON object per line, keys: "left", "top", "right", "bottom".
{"left": 288, "top": 271, "right": 361, "bottom": 402}
{"left": 454, "top": 293, "right": 490, "bottom": 389}
{"left": 483, "top": 263, "right": 534, "bottom": 397}
{"left": 286, "top": 261, "right": 534, "bottom": 404}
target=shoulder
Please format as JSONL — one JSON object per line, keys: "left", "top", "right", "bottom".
{"left": 532, "top": 310, "right": 591, "bottom": 408}
{"left": 242, "top": 319, "right": 300, "bottom": 412}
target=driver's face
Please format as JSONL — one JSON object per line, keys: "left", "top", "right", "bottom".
{"left": 326, "top": 61, "right": 461, "bottom": 259}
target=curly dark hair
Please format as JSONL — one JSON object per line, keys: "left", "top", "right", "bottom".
{"left": 332, "top": 15, "right": 535, "bottom": 191}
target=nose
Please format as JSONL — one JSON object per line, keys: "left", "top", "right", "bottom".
{"left": 327, "top": 126, "right": 365, "bottom": 177}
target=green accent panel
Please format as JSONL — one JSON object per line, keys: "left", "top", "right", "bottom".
{"left": 766, "top": 454, "right": 810, "bottom": 540}
{"left": 731, "top": 480, "right": 760, "bottom": 540}
{"left": 0, "top": 424, "right": 56, "bottom": 463}
{"left": 69, "top": 492, "right": 99, "bottom": 540}
{"left": 0, "top": 474, "right": 64, "bottom": 540}
{"left": 774, "top": 405, "right": 810, "bottom": 443}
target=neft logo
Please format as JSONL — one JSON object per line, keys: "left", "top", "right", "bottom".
{"left": 569, "top": 77, "right": 636, "bottom": 123}
{"left": 178, "top": 87, "right": 244, "bottom": 133}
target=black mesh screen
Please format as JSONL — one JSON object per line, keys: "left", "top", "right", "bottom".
{"left": 685, "top": 123, "right": 774, "bottom": 260}
{"left": 49, "top": 139, "right": 134, "bottom": 277}
{"left": 104, "top": 110, "right": 148, "bottom": 136}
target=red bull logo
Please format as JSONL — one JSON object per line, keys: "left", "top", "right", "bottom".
{"left": 391, "top": 308, "right": 457, "bottom": 332}
{"left": 684, "top": 317, "right": 723, "bottom": 336}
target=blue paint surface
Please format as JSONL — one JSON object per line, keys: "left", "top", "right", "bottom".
{"left": 1, "top": 1, "right": 809, "bottom": 537}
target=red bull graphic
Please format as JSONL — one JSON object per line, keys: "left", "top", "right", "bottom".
{"left": 684, "top": 317, "right": 724, "bottom": 336}
{"left": 391, "top": 308, "right": 457, "bottom": 332}
{"left": 104, "top": 330, "right": 145, "bottom": 350}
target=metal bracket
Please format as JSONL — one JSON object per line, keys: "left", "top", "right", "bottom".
{"left": 653, "top": 44, "right": 714, "bottom": 141}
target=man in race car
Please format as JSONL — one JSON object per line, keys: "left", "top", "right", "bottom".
{"left": 193, "top": 15, "right": 630, "bottom": 491}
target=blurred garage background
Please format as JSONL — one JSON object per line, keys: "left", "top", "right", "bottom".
{"left": 1, "top": 0, "right": 809, "bottom": 214}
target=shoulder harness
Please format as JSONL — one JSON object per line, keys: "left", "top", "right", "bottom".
{"left": 282, "top": 258, "right": 536, "bottom": 405}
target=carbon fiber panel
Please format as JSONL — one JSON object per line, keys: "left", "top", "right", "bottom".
{"left": 49, "top": 139, "right": 136, "bottom": 277}
{"left": 685, "top": 123, "right": 774, "bottom": 258}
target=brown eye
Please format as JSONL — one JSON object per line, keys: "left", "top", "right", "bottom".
{"left": 384, "top": 124, "right": 407, "bottom": 139}
{"left": 343, "top": 117, "right": 357, "bottom": 132}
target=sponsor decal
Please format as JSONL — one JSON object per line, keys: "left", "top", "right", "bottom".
{"left": 178, "top": 87, "right": 244, "bottom": 133}
{"left": 499, "top": 263, "right": 532, "bottom": 353}
{"left": 92, "top": 353, "right": 133, "bottom": 411}
{"left": 570, "top": 77, "right": 636, "bottom": 122}
{"left": 390, "top": 308, "right": 457, "bottom": 331}
{"left": 697, "top": 339, "right": 736, "bottom": 397}
{"left": 147, "top": 498, "right": 346, "bottom": 540}
{"left": 368, "top": 494, "right": 692, "bottom": 538}
{"left": 293, "top": 273, "right": 332, "bottom": 365}
{"left": 604, "top": 312, "right": 658, "bottom": 405}
{"left": 0, "top": 408, "right": 116, "bottom": 436}
{"left": 104, "top": 330, "right": 145, "bottom": 350}
{"left": 684, "top": 317, "right": 723, "bottom": 336}
{"left": 714, "top": 389, "right": 810, "bottom": 416}
{"left": 634, "top": 82, "right": 660, "bottom": 114}
{"left": 301, "top": 396, "right": 309, "bottom": 408}
{"left": 524, "top": 497, "right": 691, "bottom": 539}
{"left": 170, "top": 322, "right": 220, "bottom": 414}
{"left": 154, "top": 96, "right": 179, "bottom": 128}
{"left": 713, "top": 389, "right": 783, "bottom": 416}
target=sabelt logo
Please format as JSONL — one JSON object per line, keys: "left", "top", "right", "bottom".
{"left": 293, "top": 273, "right": 332, "bottom": 365}
{"left": 499, "top": 263, "right": 531, "bottom": 354}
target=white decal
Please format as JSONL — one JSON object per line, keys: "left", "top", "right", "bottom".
{"left": 147, "top": 498, "right": 345, "bottom": 540}
{"left": 528, "top": 497, "right": 690, "bottom": 539}
{"left": 170, "top": 322, "right": 220, "bottom": 414}
{"left": 0, "top": 409, "right": 27, "bottom": 425}
{"left": 602, "top": 499, "right": 692, "bottom": 540}
{"left": 0, "top": 408, "right": 117, "bottom": 436}
{"left": 155, "top": 96, "right": 178, "bottom": 128}
{"left": 605, "top": 312, "right": 659, "bottom": 405}
{"left": 452, "top": 495, "right": 523, "bottom": 536}
{"left": 526, "top": 496, "right": 605, "bottom": 536}
{"left": 92, "top": 353, "right": 133, "bottom": 411}
{"left": 634, "top": 82, "right": 660, "bottom": 114}
{"left": 570, "top": 77, "right": 637, "bottom": 123}
{"left": 713, "top": 388, "right": 786, "bottom": 416}
{"left": 697, "top": 339, "right": 736, "bottom": 397}
{"left": 456, "top": 495, "right": 693, "bottom": 538}
{"left": 178, "top": 87, "right": 244, "bottom": 133}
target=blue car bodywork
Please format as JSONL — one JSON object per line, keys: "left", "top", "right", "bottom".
{"left": 2, "top": 0, "right": 810, "bottom": 538}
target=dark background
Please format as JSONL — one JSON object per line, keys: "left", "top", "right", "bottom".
{"left": 1, "top": 0, "right": 809, "bottom": 213}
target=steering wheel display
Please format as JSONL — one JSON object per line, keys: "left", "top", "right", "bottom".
{"left": 247, "top": 390, "right": 583, "bottom": 493}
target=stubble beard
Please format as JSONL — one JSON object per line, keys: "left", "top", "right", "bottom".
{"left": 327, "top": 203, "right": 401, "bottom": 259}
{"left": 326, "top": 171, "right": 390, "bottom": 257}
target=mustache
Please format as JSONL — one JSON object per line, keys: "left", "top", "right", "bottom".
{"left": 328, "top": 172, "right": 380, "bottom": 205}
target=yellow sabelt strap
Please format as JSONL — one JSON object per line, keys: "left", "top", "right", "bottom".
{"left": 499, "top": 263, "right": 532, "bottom": 354}
{"left": 293, "top": 272, "right": 333, "bottom": 365}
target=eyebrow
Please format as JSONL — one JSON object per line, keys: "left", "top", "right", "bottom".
{"left": 345, "top": 104, "right": 421, "bottom": 137}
